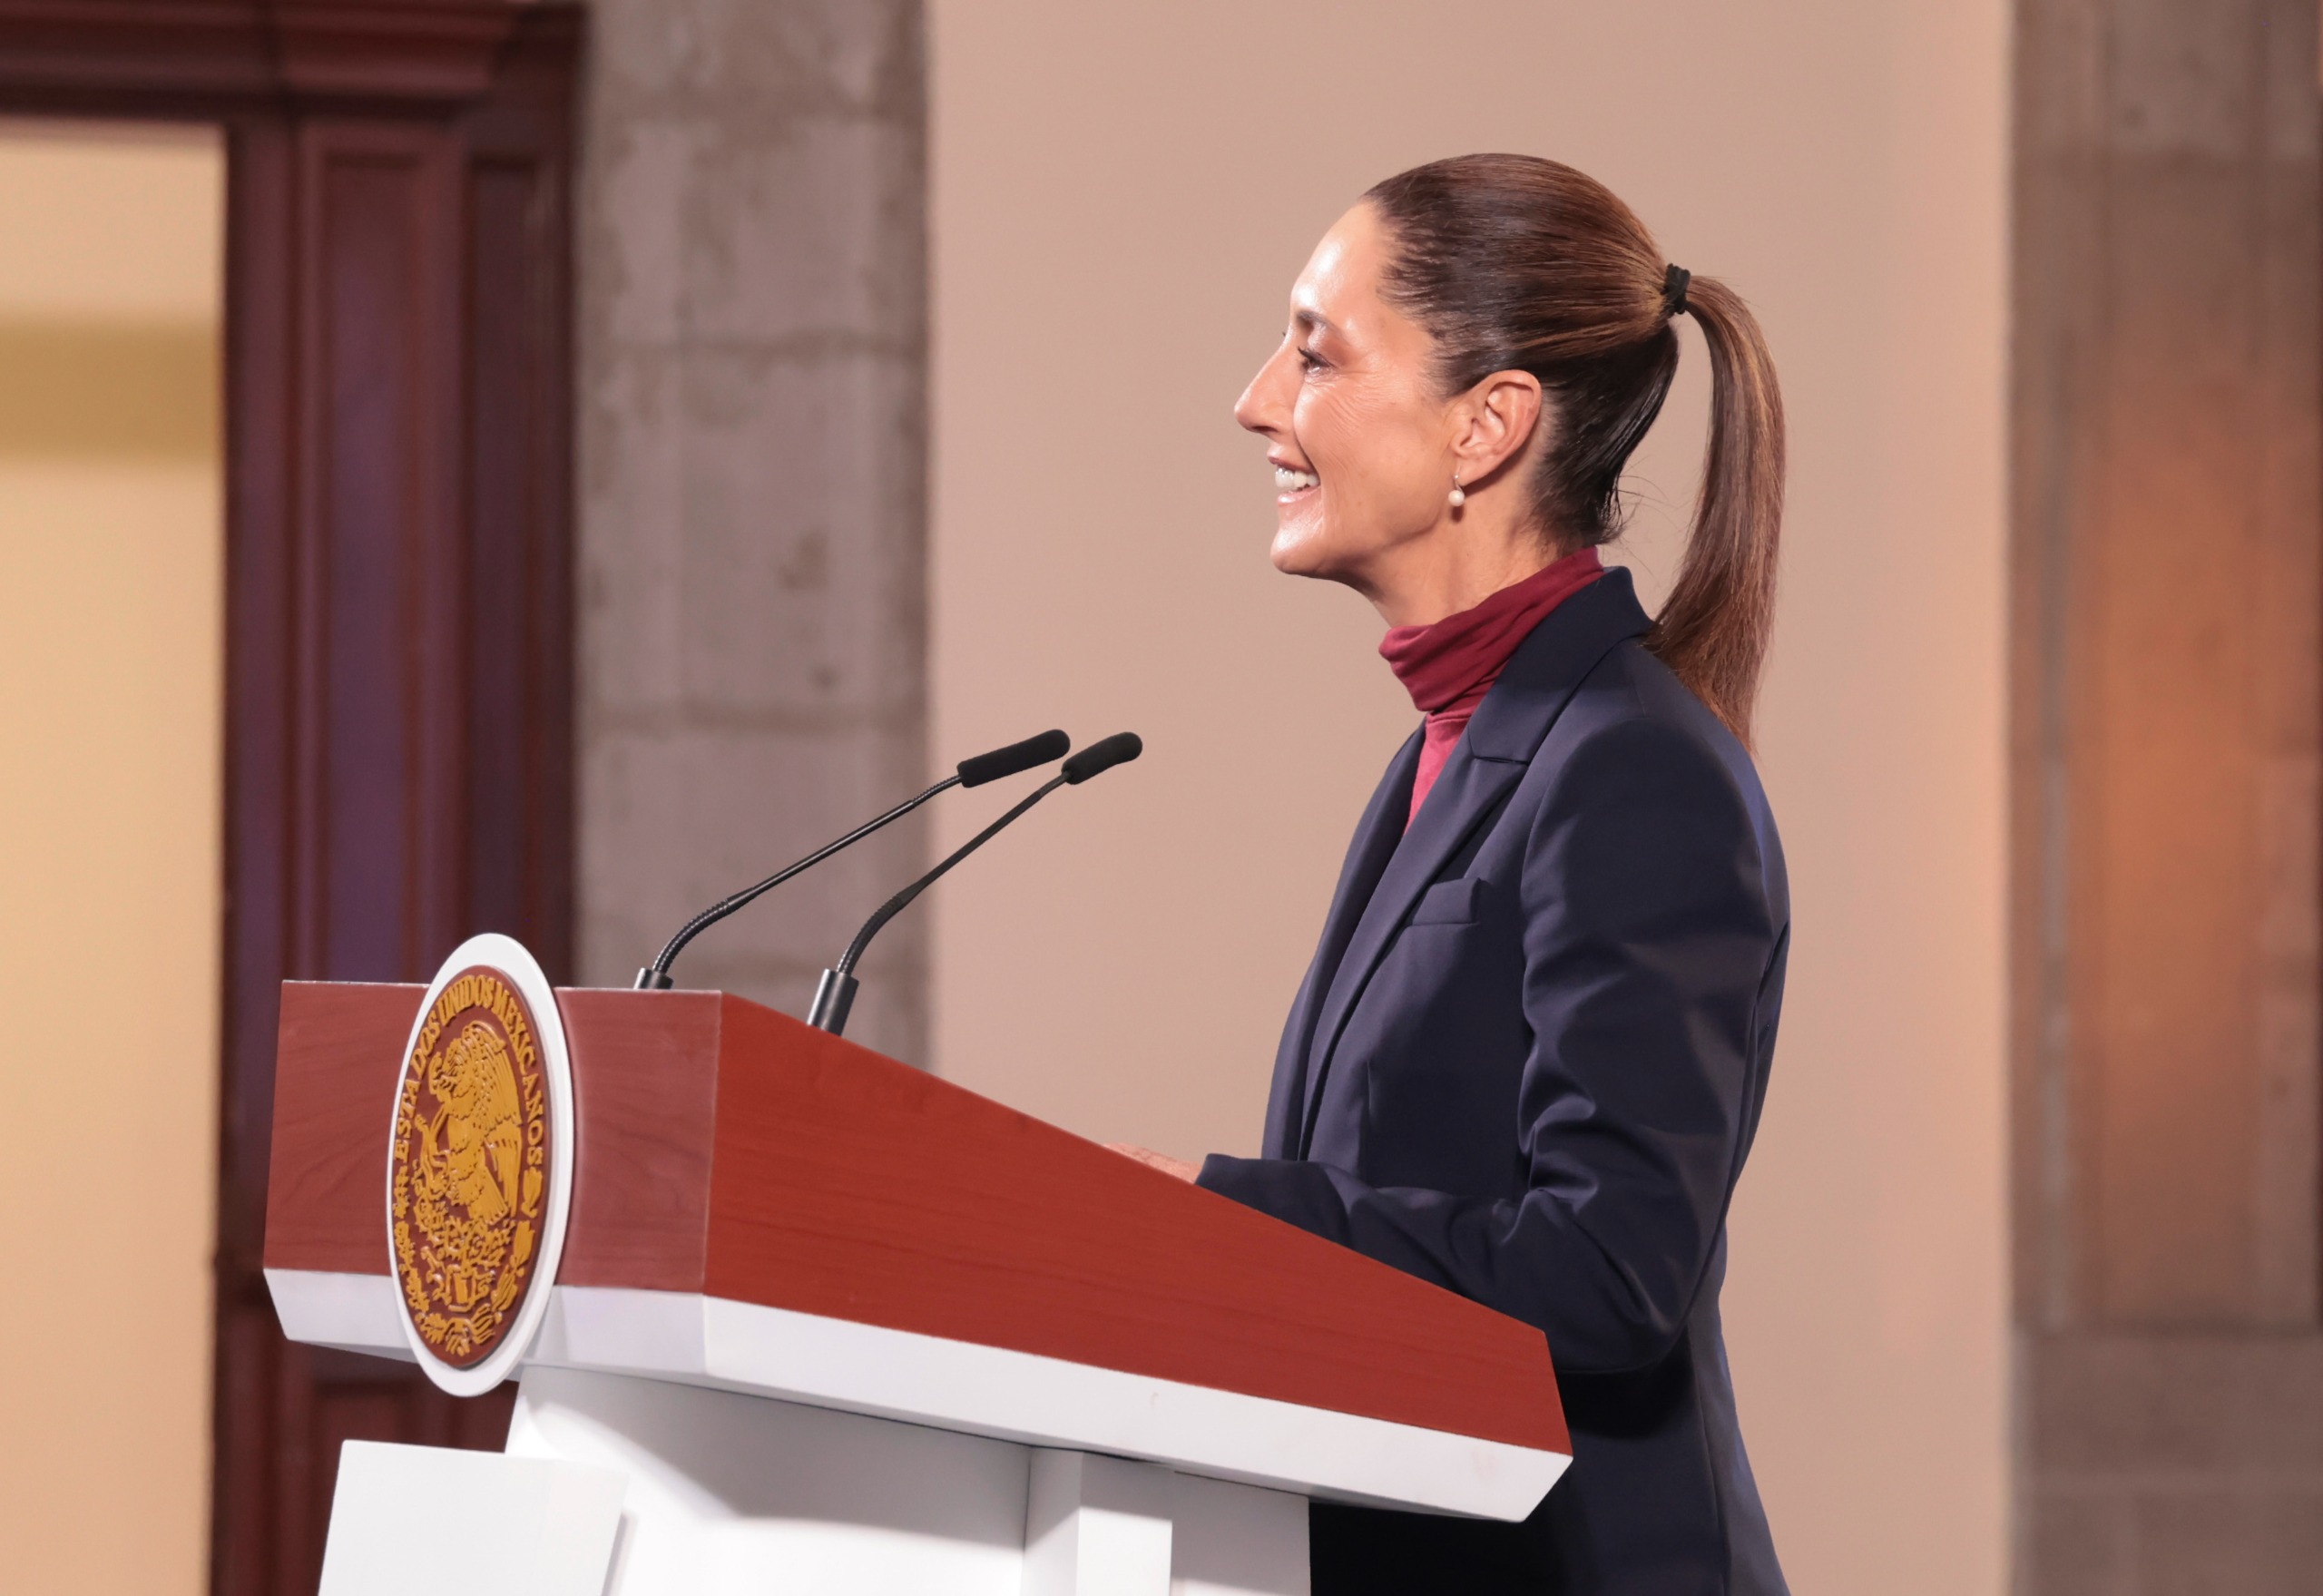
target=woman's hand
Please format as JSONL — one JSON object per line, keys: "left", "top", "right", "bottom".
{"left": 1105, "top": 1142, "right": 1201, "bottom": 1182}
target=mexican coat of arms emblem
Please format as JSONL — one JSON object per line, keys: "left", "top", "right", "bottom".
{"left": 388, "top": 965, "right": 552, "bottom": 1367}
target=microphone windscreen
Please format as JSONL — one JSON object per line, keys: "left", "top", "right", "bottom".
{"left": 1062, "top": 731, "right": 1143, "bottom": 784}
{"left": 956, "top": 729, "right": 1071, "bottom": 788}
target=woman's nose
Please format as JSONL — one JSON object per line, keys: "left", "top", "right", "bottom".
{"left": 1234, "top": 344, "right": 1293, "bottom": 436}
{"left": 1231, "top": 380, "right": 1266, "bottom": 435}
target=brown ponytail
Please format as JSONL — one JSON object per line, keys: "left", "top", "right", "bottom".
{"left": 1363, "top": 155, "right": 1786, "bottom": 745}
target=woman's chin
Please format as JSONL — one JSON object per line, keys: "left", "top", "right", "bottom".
{"left": 1269, "top": 520, "right": 1338, "bottom": 579}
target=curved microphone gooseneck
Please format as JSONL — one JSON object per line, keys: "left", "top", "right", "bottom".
{"left": 633, "top": 729, "right": 1071, "bottom": 991}
{"left": 807, "top": 732, "right": 1144, "bottom": 1037}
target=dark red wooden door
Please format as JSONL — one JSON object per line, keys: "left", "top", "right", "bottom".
{"left": 0, "top": 6, "right": 579, "bottom": 1592}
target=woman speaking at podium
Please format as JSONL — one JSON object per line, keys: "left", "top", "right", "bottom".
{"left": 1122, "top": 155, "right": 1789, "bottom": 1594}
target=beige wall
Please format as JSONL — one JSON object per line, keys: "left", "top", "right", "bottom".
{"left": 0, "top": 122, "right": 223, "bottom": 1595}
{"left": 928, "top": 5, "right": 2007, "bottom": 1591}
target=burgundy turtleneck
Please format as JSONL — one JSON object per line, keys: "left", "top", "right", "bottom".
{"left": 1378, "top": 546, "right": 1605, "bottom": 827}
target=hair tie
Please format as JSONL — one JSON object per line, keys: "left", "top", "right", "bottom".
{"left": 1661, "top": 263, "right": 1691, "bottom": 318}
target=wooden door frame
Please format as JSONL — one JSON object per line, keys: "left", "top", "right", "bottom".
{"left": 0, "top": 5, "right": 581, "bottom": 1592}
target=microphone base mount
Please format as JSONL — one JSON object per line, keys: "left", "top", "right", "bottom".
{"left": 808, "top": 968, "right": 858, "bottom": 1035}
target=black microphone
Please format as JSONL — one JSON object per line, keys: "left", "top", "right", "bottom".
{"left": 633, "top": 729, "right": 1071, "bottom": 991}
{"left": 807, "top": 732, "right": 1144, "bottom": 1036}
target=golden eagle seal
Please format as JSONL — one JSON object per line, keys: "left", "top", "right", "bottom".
{"left": 389, "top": 967, "right": 550, "bottom": 1366}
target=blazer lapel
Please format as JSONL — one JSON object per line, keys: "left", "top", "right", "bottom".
{"left": 1294, "top": 571, "right": 1653, "bottom": 1156}
{"left": 1262, "top": 729, "right": 1419, "bottom": 1158}
{"left": 1296, "top": 739, "right": 1524, "bottom": 1154}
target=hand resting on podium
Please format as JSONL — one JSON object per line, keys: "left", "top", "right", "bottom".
{"left": 1104, "top": 1142, "right": 1199, "bottom": 1182}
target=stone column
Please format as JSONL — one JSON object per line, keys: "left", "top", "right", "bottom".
{"left": 2013, "top": 0, "right": 2323, "bottom": 1584}
{"left": 575, "top": 0, "right": 929, "bottom": 1059}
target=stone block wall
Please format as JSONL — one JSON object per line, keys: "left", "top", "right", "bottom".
{"left": 575, "top": 0, "right": 930, "bottom": 1058}
{"left": 2014, "top": 0, "right": 2323, "bottom": 1586}
{"left": 2028, "top": 1335, "right": 2323, "bottom": 1591}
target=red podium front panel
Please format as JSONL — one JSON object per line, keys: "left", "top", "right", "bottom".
{"left": 265, "top": 983, "right": 1570, "bottom": 1519}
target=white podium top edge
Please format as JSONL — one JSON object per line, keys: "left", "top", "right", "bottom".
{"left": 266, "top": 1268, "right": 1567, "bottom": 1521}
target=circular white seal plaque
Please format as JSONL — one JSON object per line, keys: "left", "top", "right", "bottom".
{"left": 382, "top": 933, "right": 575, "bottom": 1395}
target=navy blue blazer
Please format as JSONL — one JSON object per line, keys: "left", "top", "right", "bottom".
{"left": 1198, "top": 570, "right": 1789, "bottom": 1596}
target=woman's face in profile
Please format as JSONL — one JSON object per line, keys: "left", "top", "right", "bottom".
{"left": 1235, "top": 203, "right": 1456, "bottom": 593}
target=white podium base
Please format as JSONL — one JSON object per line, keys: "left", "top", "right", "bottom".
{"left": 498, "top": 1365, "right": 1309, "bottom": 1596}
{"left": 317, "top": 1441, "right": 627, "bottom": 1596}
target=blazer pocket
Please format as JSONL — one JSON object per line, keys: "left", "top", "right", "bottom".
{"left": 1408, "top": 876, "right": 1487, "bottom": 926}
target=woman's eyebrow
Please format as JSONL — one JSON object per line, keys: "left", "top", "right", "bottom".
{"left": 1293, "top": 308, "right": 1335, "bottom": 338}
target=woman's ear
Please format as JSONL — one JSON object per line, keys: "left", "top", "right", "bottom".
{"left": 1449, "top": 370, "right": 1544, "bottom": 485}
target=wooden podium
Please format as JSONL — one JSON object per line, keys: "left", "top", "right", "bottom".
{"left": 264, "top": 975, "right": 1570, "bottom": 1596}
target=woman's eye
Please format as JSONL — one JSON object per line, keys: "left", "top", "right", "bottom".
{"left": 1297, "top": 348, "right": 1326, "bottom": 374}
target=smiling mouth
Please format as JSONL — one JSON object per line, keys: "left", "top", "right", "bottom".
{"left": 1273, "top": 465, "right": 1319, "bottom": 495}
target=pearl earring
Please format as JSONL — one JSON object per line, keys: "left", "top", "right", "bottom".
{"left": 1448, "top": 475, "right": 1466, "bottom": 509}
